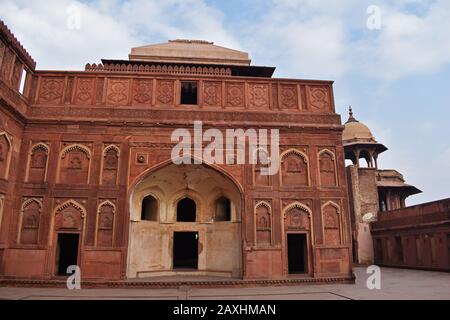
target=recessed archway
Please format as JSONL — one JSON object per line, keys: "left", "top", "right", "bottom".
{"left": 127, "top": 161, "right": 242, "bottom": 279}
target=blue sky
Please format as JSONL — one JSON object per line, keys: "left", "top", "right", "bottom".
{"left": 2, "top": 0, "right": 449, "bottom": 204}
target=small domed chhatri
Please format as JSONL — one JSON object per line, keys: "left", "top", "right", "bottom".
{"left": 343, "top": 106, "right": 421, "bottom": 266}
{"left": 342, "top": 107, "right": 387, "bottom": 168}
{"left": 343, "top": 107, "right": 376, "bottom": 143}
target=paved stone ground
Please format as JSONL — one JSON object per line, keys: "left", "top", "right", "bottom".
{"left": 0, "top": 267, "right": 449, "bottom": 300}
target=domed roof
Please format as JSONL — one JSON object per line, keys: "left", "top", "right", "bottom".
{"left": 342, "top": 107, "right": 376, "bottom": 143}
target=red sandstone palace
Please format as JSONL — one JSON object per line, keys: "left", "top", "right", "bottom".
{"left": 0, "top": 20, "right": 448, "bottom": 283}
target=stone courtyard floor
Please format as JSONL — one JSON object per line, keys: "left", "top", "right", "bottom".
{"left": 0, "top": 267, "right": 449, "bottom": 300}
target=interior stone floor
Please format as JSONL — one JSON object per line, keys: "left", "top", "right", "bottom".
{"left": 0, "top": 267, "right": 449, "bottom": 300}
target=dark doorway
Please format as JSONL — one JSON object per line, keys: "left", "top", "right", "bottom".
{"left": 180, "top": 81, "right": 198, "bottom": 105}
{"left": 287, "top": 234, "right": 307, "bottom": 274}
{"left": 56, "top": 233, "right": 79, "bottom": 276}
{"left": 173, "top": 232, "right": 198, "bottom": 269}
{"left": 177, "top": 198, "right": 196, "bottom": 222}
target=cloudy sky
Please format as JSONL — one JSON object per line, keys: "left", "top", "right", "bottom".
{"left": 2, "top": 0, "right": 449, "bottom": 205}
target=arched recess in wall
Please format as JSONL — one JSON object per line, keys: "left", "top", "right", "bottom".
{"left": 280, "top": 149, "right": 310, "bottom": 187}
{"left": 96, "top": 200, "right": 115, "bottom": 247}
{"left": 283, "top": 202, "right": 313, "bottom": 234}
{"left": 322, "top": 201, "right": 342, "bottom": 246}
{"left": 57, "top": 144, "right": 92, "bottom": 184}
{"left": 127, "top": 159, "right": 243, "bottom": 279}
{"left": 214, "top": 196, "right": 231, "bottom": 222}
{"left": 101, "top": 144, "right": 119, "bottom": 185}
{"left": 18, "top": 198, "right": 43, "bottom": 245}
{"left": 176, "top": 197, "right": 197, "bottom": 222}
{"left": 0, "top": 132, "right": 13, "bottom": 180}
{"left": 318, "top": 149, "right": 338, "bottom": 187}
{"left": 141, "top": 194, "right": 159, "bottom": 222}
{"left": 253, "top": 147, "right": 271, "bottom": 187}
{"left": 53, "top": 200, "right": 87, "bottom": 234}
{"left": 26, "top": 143, "right": 50, "bottom": 183}
{"left": 254, "top": 200, "right": 272, "bottom": 246}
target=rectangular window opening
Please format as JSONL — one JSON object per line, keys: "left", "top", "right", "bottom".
{"left": 19, "top": 68, "right": 27, "bottom": 95}
{"left": 180, "top": 81, "right": 198, "bottom": 105}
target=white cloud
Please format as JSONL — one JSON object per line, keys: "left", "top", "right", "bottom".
{"left": 242, "top": 0, "right": 450, "bottom": 80}
{"left": 1, "top": 0, "right": 239, "bottom": 70}
{"left": 3, "top": 0, "right": 450, "bottom": 79}
{"left": 244, "top": 1, "right": 352, "bottom": 79}
{"left": 1, "top": 0, "right": 136, "bottom": 69}
{"left": 355, "top": 0, "right": 450, "bottom": 79}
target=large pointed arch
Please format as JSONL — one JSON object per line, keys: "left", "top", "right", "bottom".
{"left": 126, "top": 157, "right": 244, "bottom": 279}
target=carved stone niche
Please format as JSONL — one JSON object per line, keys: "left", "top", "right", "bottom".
{"left": 255, "top": 201, "right": 271, "bottom": 246}
{"left": 318, "top": 149, "right": 337, "bottom": 187}
{"left": 20, "top": 198, "right": 43, "bottom": 245}
{"left": 101, "top": 145, "right": 119, "bottom": 185}
{"left": 322, "top": 202, "right": 341, "bottom": 246}
{"left": 284, "top": 204, "right": 311, "bottom": 231}
{"left": 281, "top": 150, "right": 309, "bottom": 187}
{"left": 254, "top": 149, "right": 271, "bottom": 187}
{"left": 55, "top": 200, "right": 86, "bottom": 231}
{"left": 96, "top": 201, "right": 115, "bottom": 247}
{"left": 0, "top": 132, "right": 12, "bottom": 179}
{"left": 58, "top": 144, "right": 91, "bottom": 184}
{"left": 27, "top": 143, "right": 49, "bottom": 183}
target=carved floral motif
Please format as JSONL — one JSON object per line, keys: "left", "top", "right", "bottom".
{"left": 226, "top": 83, "right": 244, "bottom": 108}
{"left": 156, "top": 80, "right": 174, "bottom": 105}
{"left": 203, "top": 81, "right": 221, "bottom": 106}
{"left": 75, "top": 78, "right": 95, "bottom": 104}
{"left": 106, "top": 79, "right": 129, "bottom": 105}
{"left": 249, "top": 84, "right": 269, "bottom": 108}
{"left": 38, "top": 78, "right": 64, "bottom": 104}
{"left": 309, "top": 86, "right": 330, "bottom": 111}
{"left": 132, "top": 79, "right": 152, "bottom": 105}
{"left": 280, "top": 85, "right": 298, "bottom": 109}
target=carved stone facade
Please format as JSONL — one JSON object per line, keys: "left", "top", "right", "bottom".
{"left": 0, "top": 23, "right": 353, "bottom": 282}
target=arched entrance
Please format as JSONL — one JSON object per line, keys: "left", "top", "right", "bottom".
{"left": 127, "top": 162, "right": 242, "bottom": 278}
